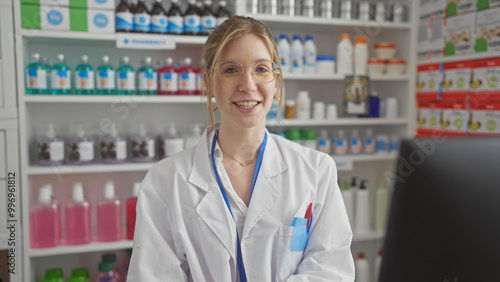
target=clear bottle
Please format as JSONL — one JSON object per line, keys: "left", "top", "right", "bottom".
{"left": 151, "top": 0, "right": 168, "bottom": 34}
{"left": 200, "top": 0, "right": 216, "bottom": 35}
{"left": 355, "top": 252, "right": 370, "bottom": 282}
{"left": 157, "top": 57, "right": 179, "bottom": 95}
{"left": 131, "top": 123, "right": 155, "bottom": 162}
{"left": 184, "top": 123, "right": 202, "bottom": 149}
{"left": 277, "top": 34, "right": 291, "bottom": 74}
{"left": 364, "top": 129, "right": 376, "bottom": 154}
{"left": 350, "top": 129, "right": 362, "bottom": 154}
{"left": 116, "top": 56, "right": 135, "bottom": 95}
{"left": 295, "top": 91, "right": 310, "bottom": 119}
{"left": 215, "top": 0, "right": 230, "bottom": 27}
{"left": 30, "top": 184, "right": 60, "bottom": 248}
{"left": 354, "top": 180, "right": 370, "bottom": 234}
{"left": 133, "top": 0, "right": 151, "bottom": 33}
{"left": 100, "top": 123, "right": 127, "bottom": 164}
{"left": 97, "top": 55, "right": 116, "bottom": 95}
{"left": 42, "top": 56, "right": 51, "bottom": 90}
{"left": 115, "top": 0, "right": 134, "bottom": 32}
{"left": 304, "top": 35, "right": 317, "bottom": 74}
{"left": 336, "top": 34, "right": 353, "bottom": 75}
{"left": 159, "top": 122, "right": 185, "bottom": 159}
{"left": 195, "top": 59, "right": 204, "bottom": 95}
{"left": 178, "top": 57, "right": 196, "bottom": 95}
{"left": 75, "top": 55, "right": 95, "bottom": 95}
{"left": 317, "top": 129, "right": 331, "bottom": 153}
{"left": 67, "top": 123, "right": 94, "bottom": 165}
{"left": 126, "top": 182, "right": 140, "bottom": 240}
{"left": 64, "top": 182, "right": 92, "bottom": 246}
{"left": 137, "top": 57, "right": 157, "bottom": 95}
{"left": 26, "top": 53, "right": 48, "bottom": 94}
{"left": 334, "top": 129, "right": 348, "bottom": 155}
{"left": 38, "top": 123, "right": 65, "bottom": 166}
{"left": 97, "top": 181, "right": 123, "bottom": 242}
{"left": 50, "top": 54, "right": 72, "bottom": 95}
{"left": 167, "top": 0, "right": 184, "bottom": 35}
{"left": 184, "top": 0, "right": 201, "bottom": 35}
{"left": 95, "top": 262, "right": 117, "bottom": 282}
{"left": 291, "top": 35, "right": 304, "bottom": 73}
{"left": 354, "top": 36, "right": 368, "bottom": 75}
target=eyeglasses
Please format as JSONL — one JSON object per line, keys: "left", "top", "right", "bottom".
{"left": 214, "top": 60, "right": 280, "bottom": 84}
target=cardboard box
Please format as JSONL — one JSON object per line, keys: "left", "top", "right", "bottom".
{"left": 445, "top": 12, "right": 476, "bottom": 56}
{"left": 447, "top": 0, "right": 476, "bottom": 16}
{"left": 475, "top": 7, "right": 500, "bottom": 53}
{"left": 21, "top": 4, "right": 70, "bottom": 30}
{"left": 416, "top": 100, "right": 442, "bottom": 136}
{"left": 70, "top": 8, "right": 115, "bottom": 33}
{"left": 432, "top": 0, "right": 447, "bottom": 20}
{"left": 70, "top": 0, "right": 115, "bottom": 10}
{"left": 417, "top": 22, "right": 431, "bottom": 60}
{"left": 416, "top": 63, "right": 442, "bottom": 100}
{"left": 468, "top": 102, "right": 500, "bottom": 136}
{"left": 440, "top": 101, "right": 469, "bottom": 136}
{"left": 420, "top": 0, "right": 432, "bottom": 23}
{"left": 477, "top": 0, "right": 500, "bottom": 10}
{"left": 430, "top": 18, "right": 445, "bottom": 58}
{"left": 442, "top": 61, "right": 472, "bottom": 100}
{"left": 470, "top": 58, "right": 500, "bottom": 101}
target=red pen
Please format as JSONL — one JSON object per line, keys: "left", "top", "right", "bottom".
{"left": 304, "top": 202, "right": 313, "bottom": 228}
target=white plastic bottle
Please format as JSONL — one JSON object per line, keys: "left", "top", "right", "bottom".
{"left": 374, "top": 180, "right": 388, "bottom": 232}
{"left": 317, "top": 130, "right": 331, "bottom": 153}
{"left": 374, "top": 249, "right": 383, "bottom": 282}
{"left": 350, "top": 129, "right": 362, "bottom": 154}
{"left": 354, "top": 180, "right": 371, "bottom": 235}
{"left": 290, "top": 35, "right": 304, "bottom": 73}
{"left": 364, "top": 129, "right": 376, "bottom": 154}
{"left": 355, "top": 252, "right": 371, "bottom": 282}
{"left": 341, "top": 180, "right": 354, "bottom": 227}
{"left": 304, "top": 35, "right": 317, "bottom": 74}
{"left": 354, "top": 35, "right": 368, "bottom": 75}
{"left": 334, "top": 129, "right": 348, "bottom": 155}
{"left": 336, "top": 33, "right": 353, "bottom": 75}
{"left": 277, "top": 34, "right": 291, "bottom": 74}
{"left": 295, "top": 91, "right": 310, "bottom": 119}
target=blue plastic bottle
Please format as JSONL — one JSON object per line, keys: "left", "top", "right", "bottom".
{"left": 50, "top": 54, "right": 71, "bottom": 95}
{"left": 116, "top": 56, "right": 135, "bottom": 95}
{"left": 75, "top": 55, "right": 95, "bottom": 95}
{"left": 369, "top": 91, "right": 380, "bottom": 118}
{"left": 97, "top": 55, "right": 115, "bottom": 95}
{"left": 137, "top": 57, "right": 157, "bottom": 95}
{"left": 26, "top": 53, "right": 48, "bottom": 94}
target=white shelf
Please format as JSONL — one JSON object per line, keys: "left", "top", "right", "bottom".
{"left": 27, "top": 162, "right": 155, "bottom": 175}
{"left": 284, "top": 73, "right": 410, "bottom": 81}
{"left": 23, "top": 95, "right": 208, "bottom": 104}
{"left": 28, "top": 240, "right": 133, "bottom": 257}
{"left": 352, "top": 231, "right": 385, "bottom": 242}
{"left": 418, "top": 51, "right": 500, "bottom": 64}
{"left": 332, "top": 153, "right": 397, "bottom": 163}
{"left": 266, "top": 118, "right": 408, "bottom": 127}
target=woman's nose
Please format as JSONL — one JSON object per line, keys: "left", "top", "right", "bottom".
{"left": 238, "top": 67, "right": 258, "bottom": 92}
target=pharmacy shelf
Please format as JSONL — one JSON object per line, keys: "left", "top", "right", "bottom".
{"left": 352, "top": 231, "right": 385, "bottom": 242}
{"left": 284, "top": 73, "right": 410, "bottom": 81}
{"left": 21, "top": 29, "right": 207, "bottom": 45}
{"left": 332, "top": 153, "right": 397, "bottom": 163}
{"left": 28, "top": 240, "right": 133, "bottom": 257}
{"left": 23, "top": 95, "right": 208, "bottom": 104}
{"left": 27, "top": 162, "right": 155, "bottom": 176}
{"left": 418, "top": 51, "right": 500, "bottom": 65}
{"left": 266, "top": 118, "right": 408, "bottom": 127}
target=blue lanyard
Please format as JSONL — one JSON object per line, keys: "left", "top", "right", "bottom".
{"left": 210, "top": 130, "right": 267, "bottom": 282}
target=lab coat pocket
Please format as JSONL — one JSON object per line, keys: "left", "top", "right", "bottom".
{"left": 275, "top": 226, "right": 305, "bottom": 282}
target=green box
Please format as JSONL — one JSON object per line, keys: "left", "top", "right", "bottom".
{"left": 21, "top": 0, "right": 40, "bottom": 4}
{"left": 70, "top": 8, "right": 87, "bottom": 31}
{"left": 21, "top": 4, "right": 41, "bottom": 29}
{"left": 70, "top": 0, "right": 87, "bottom": 8}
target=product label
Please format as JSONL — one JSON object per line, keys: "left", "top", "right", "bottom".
{"left": 27, "top": 69, "right": 47, "bottom": 89}
{"left": 419, "top": 0, "right": 431, "bottom": 21}
{"left": 416, "top": 64, "right": 442, "bottom": 100}
{"left": 317, "top": 139, "right": 331, "bottom": 153}
{"left": 179, "top": 72, "right": 196, "bottom": 91}
{"left": 440, "top": 101, "right": 468, "bottom": 136}
{"left": 350, "top": 139, "right": 362, "bottom": 154}
{"left": 151, "top": 15, "right": 168, "bottom": 33}
{"left": 134, "top": 14, "right": 151, "bottom": 32}
{"left": 196, "top": 72, "right": 203, "bottom": 92}
{"left": 116, "top": 12, "right": 134, "bottom": 31}
{"left": 139, "top": 71, "right": 157, "bottom": 90}
{"left": 147, "top": 139, "right": 155, "bottom": 158}
{"left": 417, "top": 23, "right": 430, "bottom": 60}
{"left": 76, "top": 70, "right": 95, "bottom": 90}
{"left": 365, "top": 138, "right": 375, "bottom": 153}
{"left": 184, "top": 15, "right": 201, "bottom": 33}
{"left": 335, "top": 140, "right": 348, "bottom": 154}
{"left": 168, "top": 16, "right": 184, "bottom": 34}
{"left": 116, "top": 140, "right": 126, "bottom": 160}
{"left": 447, "top": 0, "right": 475, "bottom": 16}
{"left": 475, "top": 7, "right": 500, "bottom": 53}
{"left": 416, "top": 100, "right": 441, "bottom": 136}
{"left": 470, "top": 58, "right": 500, "bottom": 101}
{"left": 442, "top": 61, "right": 471, "bottom": 99}
{"left": 50, "top": 69, "right": 71, "bottom": 89}
{"left": 50, "top": 141, "right": 64, "bottom": 162}
{"left": 376, "top": 136, "right": 389, "bottom": 153}
{"left": 469, "top": 102, "right": 500, "bottom": 136}
{"left": 164, "top": 138, "right": 184, "bottom": 157}
{"left": 431, "top": 0, "right": 446, "bottom": 20}
{"left": 160, "top": 72, "right": 178, "bottom": 92}
{"left": 117, "top": 71, "right": 135, "bottom": 91}
{"left": 444, "top": 13, "right": 475, "bottom": 56}
{"left": 201, "top": 15, "right": 216, "bottom": 33}
{"left": 78, "top": 141, "right": 94, "bottom": 161}
{"left": 430, "top": 18, "right": 445, "bottom": 58}
{"left": 97, "top": 70, "right": 115, "bottom": 89}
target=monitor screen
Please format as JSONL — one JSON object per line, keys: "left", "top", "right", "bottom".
{"left": 379, "top": 137, "right": 500, "bottom": 282}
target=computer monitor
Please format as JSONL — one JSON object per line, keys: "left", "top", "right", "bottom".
{"left": 379, "top": 137, "right": 500, "bottom": 282}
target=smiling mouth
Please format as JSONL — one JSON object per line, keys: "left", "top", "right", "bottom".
{"left": 234, "top": 101, "right": 259, "bottom": 109}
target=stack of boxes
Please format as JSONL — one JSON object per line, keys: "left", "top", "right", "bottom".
{"left": 21, "top": 0, "right": 115, "bottom": 33}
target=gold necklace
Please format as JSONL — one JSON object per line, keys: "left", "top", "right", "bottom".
{"left": 220, "top": 147, "right": 255, "bottom": 167}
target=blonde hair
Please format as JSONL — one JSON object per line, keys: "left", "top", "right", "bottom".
{"left": 202, "top": 15, "right": 283, "bottom": 126}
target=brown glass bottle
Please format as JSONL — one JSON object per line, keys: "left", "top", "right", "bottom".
{"left": 115, "top": 0, "right": 133, "bottom": 32}
{"left": 133, "top": 0, "right": 151, "bottom": 33}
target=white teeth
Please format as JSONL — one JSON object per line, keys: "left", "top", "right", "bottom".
{"left": 235, "top": 101, "right": 258, "bottom": 109}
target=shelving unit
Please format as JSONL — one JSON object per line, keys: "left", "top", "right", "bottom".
{"left": 11, "top": 0, "right": 418, "bottom": 280}
{"left": 418, "top": 51, "right": 500, "bottom": 64}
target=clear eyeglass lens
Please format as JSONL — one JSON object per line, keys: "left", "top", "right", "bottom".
{"left": 216, "top": 60, "right": 277, "bottom": 83}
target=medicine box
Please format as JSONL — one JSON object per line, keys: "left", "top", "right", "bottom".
{"left": 431, "top": 0, "right": 447, "bottom": 20}
{"left": 417, "top": 23, "right": 430, "bottom": 60}
{"left": 416, "top": 63, "right": 442, "bottom": 100}
{"left": 468, "top": 102, "right": 500, "bottom": 136}
{"left": 470, "top": 58, "right": 500, "bottom": 101}
{"left": 21, "top": 4, "right": 71, "bottom": 30}
{"left": 445, "top": 12, "right": 476, "bottom": 56}
{"left": 475, "top": 7, "right": 500, "bottom": 53}
{"left": 416, "top": 100, "right": 442, "bottom": 137}
{"left": 419, "top": 0, "right": 432, "bottom": 23}
{"left": 442, "top": 61, "right": 472, "bottom": 100}
{"left": 70, "top": 8, "right": 115, "bottom": 33}
{"left": 440, "top": 101, "right": 468, "bottom": 136}
{"left": 22, "top": 0, "right": 114, "bottom": 9}
{"left": 446, "top": 0, "right": 476, "bottom": 17}
{"left": 430, "top": 18, "right": 445, "bottom": 58}
{"left": 476, "top": 0, "right": 500, "bottom": 10}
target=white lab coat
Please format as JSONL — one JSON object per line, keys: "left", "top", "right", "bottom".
{"left": 127, "top": 125, "right": 355, "bottom": 282}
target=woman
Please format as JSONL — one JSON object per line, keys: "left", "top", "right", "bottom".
{"left": 127, "top": 16, "right": 354, "bottom": 281}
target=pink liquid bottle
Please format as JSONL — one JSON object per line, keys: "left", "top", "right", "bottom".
{"left": 64, "top": 182, "right": 92, "bottom": 245}
{"left": 177, "top": 57, "right": 196, "bottom": 95}
{"left": 30, "top": 184, "right": 60, "bottom": 248}
{"left": 97, "top": 181, "right": 123, "bottom": 242}
{"left": 157, "top": 57, "right": 178, "bottom": 95}
{"left": 95, "top": 262, "right": 117, "bottom": 282}
{"left": 126, "top": 182, "right": 140, "bottom": 240}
